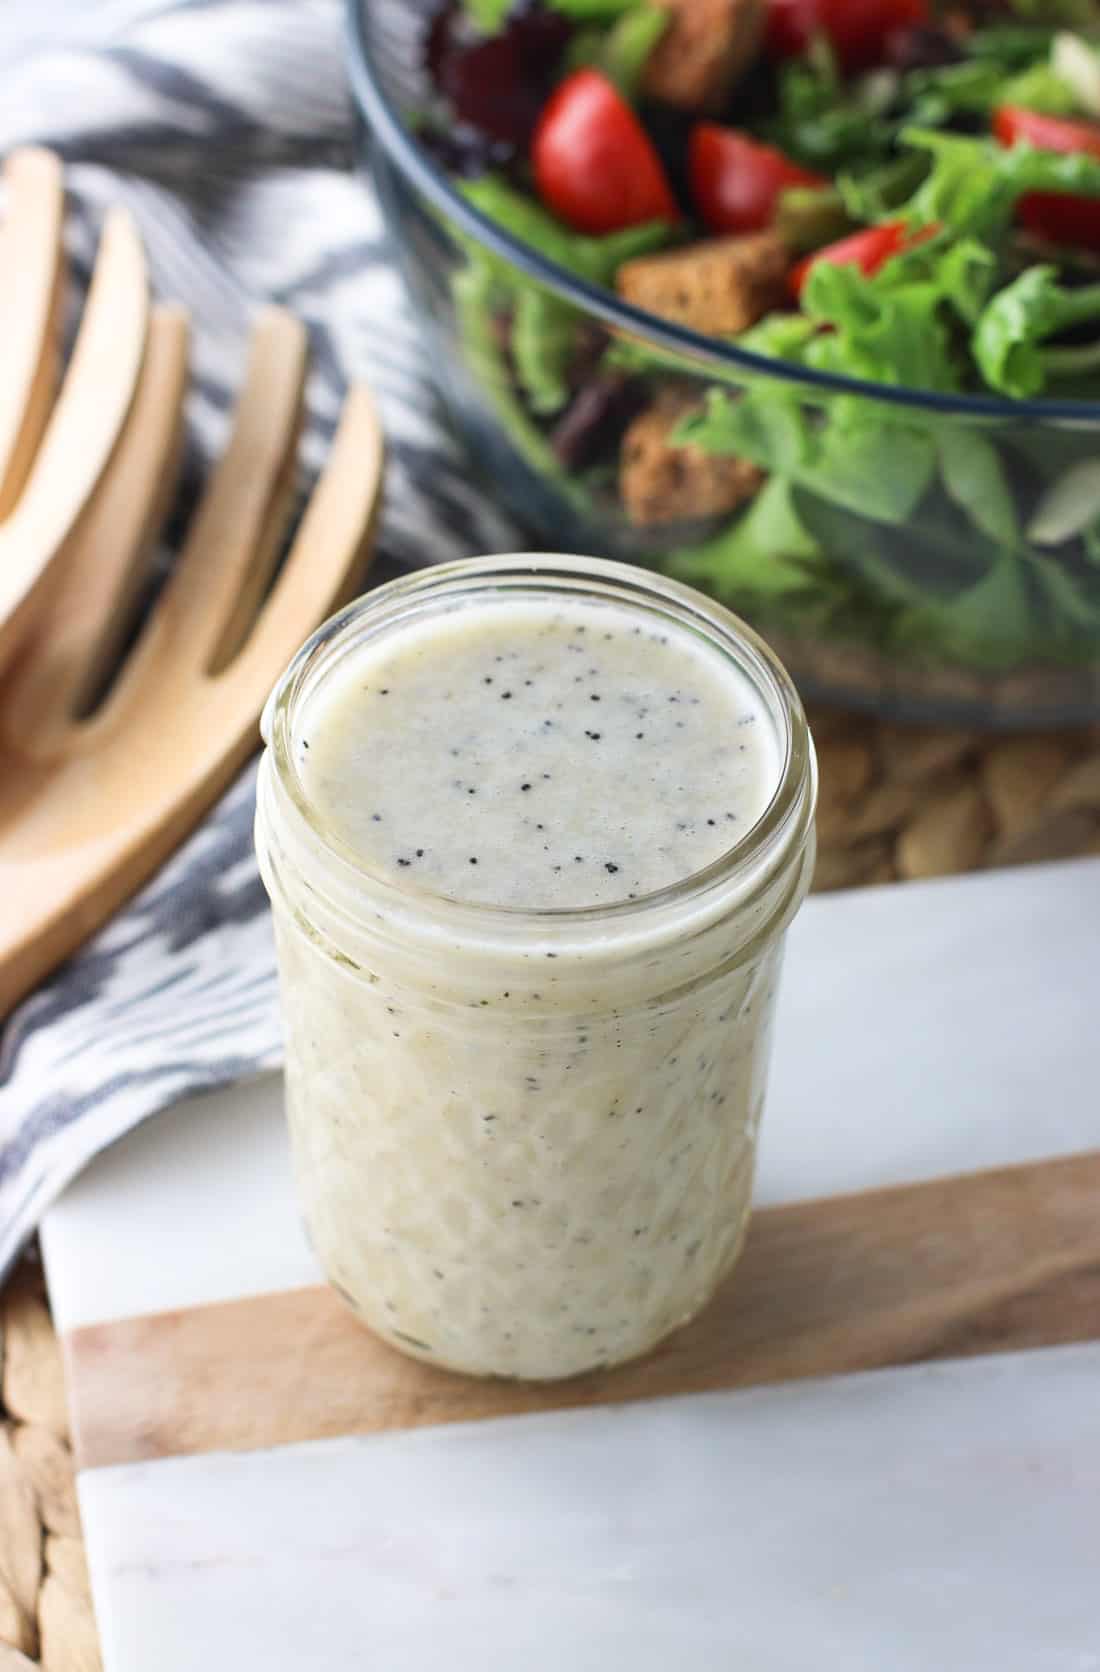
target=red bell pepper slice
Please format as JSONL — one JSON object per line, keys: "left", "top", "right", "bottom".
{"left": 994, "top": 105, "right": 1100, "bottom": 252}
{"left": 789, "top": 220, "right": 936, "bottom": 297}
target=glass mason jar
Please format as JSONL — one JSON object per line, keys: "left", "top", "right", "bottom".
{"left": 255, "top": 556, "right": 817, "bottom": 1381}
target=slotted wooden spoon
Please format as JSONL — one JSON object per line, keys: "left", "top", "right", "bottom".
{"left": 0, "top": 303, "right": 385, "bottom": 1015}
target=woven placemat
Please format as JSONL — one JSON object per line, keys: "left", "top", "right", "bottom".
{"left": 2, "top": 710, "right": 1099, "bottom": 1670}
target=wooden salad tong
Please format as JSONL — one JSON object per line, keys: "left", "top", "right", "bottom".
{"left": 0, "top": 149, "right": 385, "bottom": 1015}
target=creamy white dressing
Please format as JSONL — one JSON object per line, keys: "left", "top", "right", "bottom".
{"left": 258, "top": 567, "right": 813, "bottom": 1381}
{"left": 296, "top": 597, "right": 779, "bottom": 910}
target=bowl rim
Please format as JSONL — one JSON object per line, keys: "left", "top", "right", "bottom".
{"left": 345, "top": 0, "right": 1100, "bottom": 425}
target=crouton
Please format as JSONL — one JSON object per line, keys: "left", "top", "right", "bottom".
{"left": 620, "top": 390, "right": 763, "bottom": 526}
{"left": 643, "top": 0, "right": 766, "bottom": 112}
{"left": 616, "top": 232, "right": 788, "bottom": 336}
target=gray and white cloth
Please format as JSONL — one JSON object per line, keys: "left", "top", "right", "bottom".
{"left": 0, "top": 0, "right": 523, "bottom": 1275}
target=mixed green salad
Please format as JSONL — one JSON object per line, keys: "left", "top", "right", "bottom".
{"left": 421, "top": 0, "right": 1100, "bottom": 684}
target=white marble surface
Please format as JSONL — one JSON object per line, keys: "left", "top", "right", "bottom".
{"left": 81, "top": 1344, "right": 1100, "bottom": 1672}
{"left": 44, "top": 1073, "right": 317, "bottom": 1334}
{"left": 41, "top": 860, "right": 1100, "bottom": 1671}
{"left": 43, "top": 858, "right": 1100, "bottom": 1333}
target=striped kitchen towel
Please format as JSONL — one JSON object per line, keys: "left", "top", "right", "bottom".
{"left": 0, "top": 0, "right": 522, "bottom": 1275}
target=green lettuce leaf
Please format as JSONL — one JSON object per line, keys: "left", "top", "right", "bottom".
{"left": 901, "top": 126, "right": 1100, "bottom": 239}
{"left": 465, "top": 0, "right": 638, "bottom": 25}
{"left": 799, "top": 257, "right": 960, "bottom": 390}
{"left": 452, "top": 264, "right": 570, "bottom": 484}
{"left": 676, "top": 386, "right": 936, "bottom": 524}
{"left": 770, "top": 230, "right": 991, "bottom": 386}
{"left": 889, "top": 548, "right": 1040, "bottom": 668}
{"left": 462, "top": 0, "right": 511, "bottom": 29}
{"left": 1027, "top": 458, "right": 1100, "bottom": 544}
{"left": 568, "top": 2, "right": 669, "bottom": 98}
{"left": 460, "top": 176, "right": 672, "bottom": 283}
{"left": 767, "top": 42, "right": 897, "bottom": 169}
{"left": 966, "top": 24, "right": 1063, "bottom": 63}
{"left": 928, "top": 237, "right": 1000, "bottom": 327}
{"left": 675, "top": 385, "right": 811, "bottom": 474}
{"left": 973, "top": 265, "right": 1100, "bottom": 396}
{"left": 904, "top": 57, "right": 1076, "bottom": 126}
{"left": 1007, "top": 0, "right": 1100, "bottom": 30}
{"left": 770, "top": 26, "right": 1079, "bottom": 174}
{"left": 807, "top": 403, "right": 937, "bottom": 521}
{"left": 998, "top": 58, "right": 1080, "bottom": 110}
{"left": 838, "top": 152, "right": 929, "bottom": 222}
{"left": 734, "top": 314, "right": 823, "bottom": 362}
{"left": 938, "top": 429, "right": 1019, "bottom": 546}
{"left": 457, "top": 177, "right": 672, "bottom": 414}
{"left": 511, "top": 288, "right": 577, "bottom": 414}
{"left": 664, "top": 478, "right": 850, "bottom": 628}
{"left": 1032, "top": 549, "right": 1100, "bottom": 634}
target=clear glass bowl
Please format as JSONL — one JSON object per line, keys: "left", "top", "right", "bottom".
{"left": 347, "top": 0, "right": 1100, "bottom": 725}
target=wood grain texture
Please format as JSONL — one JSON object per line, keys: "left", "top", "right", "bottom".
{"left": 64, "top": 1151, "right": 1100, "bottom": 1471}
{"left": 0, "top": 204, "right": 147, "bottom": 678}
{"left": 0, "top": 328, "right": 384, "bottom": 1019}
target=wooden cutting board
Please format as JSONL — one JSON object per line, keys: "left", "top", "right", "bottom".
{"left": 42, "top": 859, "right": 1100, "bottom": 1672}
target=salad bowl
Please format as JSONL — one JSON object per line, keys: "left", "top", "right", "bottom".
{"left": 349, "top": 0, "right": 1100, "bottom": 723}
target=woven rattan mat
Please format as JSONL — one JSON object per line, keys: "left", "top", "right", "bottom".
{"left": 2, "top": 710, "right": 1099, "bottom": 1670}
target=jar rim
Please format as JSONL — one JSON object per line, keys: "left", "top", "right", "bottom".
{"left": 260, "top": 555, "right": 816, "bottom": 951}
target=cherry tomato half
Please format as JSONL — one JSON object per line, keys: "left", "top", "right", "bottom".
{"left": 994, "top": 106, "right": 1100, "bottom": 252}
{"left": 690, "top": 125, "right": 827, "bottom": 235}
{"left": 789, "top": 219, "right": 935, "bottom": 296}
{"left": 531, "top": 69, "right": 678, "bottom": 235}
{"left": 765, "top": 0, "right": 928, "bottom": 71}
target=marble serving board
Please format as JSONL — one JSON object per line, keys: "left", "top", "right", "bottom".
{"left": 41, "top": 859, "right": 1100, "bottom": 1671}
